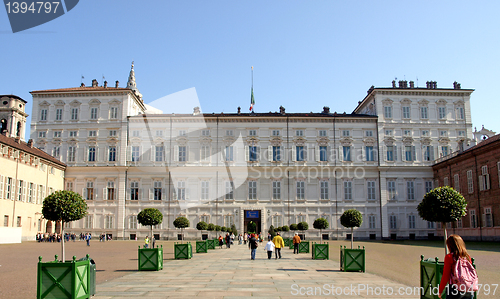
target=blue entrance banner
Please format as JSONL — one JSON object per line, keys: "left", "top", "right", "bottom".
{"left": 245, "top": 210, "right": 259, "bottom": 218}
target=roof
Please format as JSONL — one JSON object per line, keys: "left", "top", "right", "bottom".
{"left": 0, "top": 134, "right": 66, "bottom": 168}
{"left": 30, "top": 86, "right": 133, "bottom": 93}
{"left": 433, "top": 134, "right": 500, "bottom": 166}
{"left": 0, "top": 94, "right": 27, "bottom": 103}
{"left": 135, "top": 112, "right": 377, "bottom": 118}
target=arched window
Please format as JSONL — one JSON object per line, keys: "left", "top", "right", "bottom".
{"left": 16, "top": 121, "right": 21, "bottom": 137}
{"left": 0, "top": 119, "right": 7, "bottom": 133}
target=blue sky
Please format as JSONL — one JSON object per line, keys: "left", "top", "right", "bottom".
{"left": 1, "top": 1, "right": 499, "bottom": 137}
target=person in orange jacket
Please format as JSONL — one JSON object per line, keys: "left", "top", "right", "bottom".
{"left": 292, "top": 233, "right": 301, "bottom": 254}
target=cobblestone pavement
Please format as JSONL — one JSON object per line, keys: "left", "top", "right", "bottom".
{"left": 95, "top": 242, "right": 418, "bottom": 298}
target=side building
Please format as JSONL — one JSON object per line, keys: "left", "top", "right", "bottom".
{"left": 29, "top": 68, "right": 474, "bottom": 241}
{"left": 0, "top": 95, "right": 66, "bottom": 243}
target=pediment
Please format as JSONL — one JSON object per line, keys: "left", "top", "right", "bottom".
{"left": 316, "top": 137, "right": 329, "bottom": 146}
{"left": 436, "top": 99, "right": 447, "bottom": 105}
{"left": 363, "top": 137, "right": 376, "bottom": 146}
{"left": 55, "top": 100, "right": 66, "bottom": 106}
{"left": 382, "top": 98, "right": 393, "bottom": 104}
{"left": 39, "top": 101, "right": 50, "bottom": 107}
{"left": 89, "top": 99, "right": 101, "bottom": 105}
{"left": 199, "top": 137, "right": 212, "bottom": 144}
{"left": 245, "top": 136, "right": 260, "bottom": 145}
{"left": 420, "top": 137, "right": 432, "bottom": 145}
{"left": 340, "top": 137, "right": 352, "bottom": 146}
{"left": 402, "top": 137, "right": 414, "bottom": 145}
{"left": 70, "top": 100, "right": 81, "bottom": 106}
{"left": 401, "top": 98, "right": 412, "bottom": 105}
{"left": 418, "top": 99, "right": 429, "bottom": 105}
{"left": 454, "top": 99, "right": 464, "bottom": 105}
{"left": 108, "top": 99, "right": 122, "bottom": 105}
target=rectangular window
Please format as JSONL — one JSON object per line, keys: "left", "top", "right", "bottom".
{"left": 402, "top": 106, "right": 411, "bottom": 119}
{"left": 365, "top": 130, "right": 373, "bottom": 137}
{"left": 319, "top": 130, "right": 327, "bottom": 137}
{"left": 272, "top": 215, "right": 282, "bottom": 228}
{"left": 484, "top": 208, "right": 493, "bottom": 227}
{"left": 387, "top": 181, "right": 396, "bottom": 200}
{"left": 369, "top": 215, "right": 376, "bottom": 229}
{"left": 132, "top": 130, "right": 140, "bottom": 137}
{"left": 55, "top": 108, "right": 63, "bottom": 121}
{"left": 367, "top": 181, "right": 376, "bottom": 200}
{"left": 201, "top": 181, "right": 209, "bottom": 200}
{"left": 69, "top": 131, "right": 77, "bottom": 137}
{"left": 296, "top": 146, "right": 305, "bottom": 161}
{"left": 179, "top": 130, "right": 186, "bottom": 136}
{"left": 425, "top": 181, "right": 433, "bottom": 194}
{"left": 387, "top": 146, "right": 395, "bottom": 161}
{"left": 272, "top": 181, "right": 281, "bottom": 200}
{"left": 18, "top": 180, "right": 23, "bottom": 201}
{"left": 177, "top": 181, "right": 186, "bottom": 200}
{"left": 296, "top": 130, "right": 304, "bottom": 137}
{"left": 38, "top": 131, "right": 46, "bottom": 138}
{"left": 109, "top": 130, "right": 117, "bottom": 137}
{"left": 420, "top": 107, "right": 428, "bottom": 119}
{"left": 130, "top": 181, "right": 139, "bottom": 200}
{"left": 344, "top": 181, "right": 352, "bottom": 200}
{"left": 467, "top": 170, "right": 473, "bottom": 194}
{"left": 342, "top": 130, "right": 350, "bottom": 137}
{"left": 86, "top": 182, "right": 94, "bottom": 200}
{"left": 201, "top": 129, "right": 210, "bottom": 136}
{"left": 385, "top": 129, "right": 393, "bottom": 136}
{"left": 68, "top": 146, "right": 76, "bottom": 162}
{"left": 84, "top": 215, "right": 93, "bottom": 229}
{"left": 423, "top": 145, "right": 434, "bottom": 161}
{"left": 225, "top": 146, "right": 233, "bottom": 162}
{"left": 132, "top": 146, "right": 140, "bottom": 162}
{"left": 319, "top": 146, "right": 328, "bottom": 162}
{"left": 154, "top": 181, "right": 162, "bottom": 200}
{"left": 248, "top": 181, "right": 257, "bottom": 200}
{"left": 441, "top": 146, "right": 449, "bottom": 157}
{"left": 427, "top": 221, "right": 434, "bottom": 229}
{"left": 320, "top": 181, "right": 328, "bottom": 200}
{"left": 405, "top": 146, "right": 414, "bottom": 161}
{"left": 384, "top": 106, "right": 392, "bottom": 118}
{"left": 40, "top": 109, "right": 47, "bottom": 121}
{"left": 6, "top": 177, "right": 12, "bottom": 200}
{"left": 28, "top": 182, "right": 33, "bottom": 203}
{"left": 226, "top": 130, "right": 233, "bottom": 136}
{"left": 390, "top": 215, "right": 397, "bottom": 229}
{"left": 422, "top": 130, "right": 429, "bottom": 137}
{"left": 457, "top": 107, "right": 464, "bottom": 120}
{"left": 53, "top": 131, "right": 61, "bottom": 138}
{"left": 90, "top": 107, "right": 98, "bottom": 120}
{"left": 454, "top": 174, "right": 460, "bottom": 192}
{"left": 248, "top": 130, "right": 256, "bottom": 136}
{"left": 108, "top": 146, "right": 116, "bottom": 162}
{"left": 272, "top": 130, "right": 280, "bottom": 136}
{"left": 155, "top": 146, "right": 164, "bottom": 162}
{"left": 366, "top": 146, "right": 374, "bottom": 161}
{"left": 224, "top": 215, "right": 234, "bottom": 227}
{"left": 225, "top": 181, "right": 234, "bottom": 200}
{"left": 343, "top": 146, "right": 351, "bottom": 161}
{"left": 479, "top": 165, "right": 490, "bottom": 191}
{"left": 129, "top": 215, "right": 137, "bottom": 229}
{"left": 408, "top": 215, "right": 416, "bottom": 229}
{"left": 71, "top": 108, "right": 78, "bottom": 120}
{"left": 296, "top": 181, "right": 305, "bottom": 200}
{"left": 65, "top": 181, "right": 73, "bottom": 191}
{"left": 110, "top": 107, "right": 118, "bottom": 119}
{"left": 249, "top": 146, "right": 258, "bottom": 161}
{"left": 88, "top": 146, "right": 96, "bottom": 162}
{"left": 4, "top": 215, "right": 8, "bottom": 227}
{"left": 407, "top": 181, "right": 415, "bottom": 200}
{"left": 105, "top": 215, "right": 113, "bottom": 229}
{"left": 52, "top": 146, "right": 60, "bottom": 158}
{"left": 88, "top": 130, "right": 97, "bottom": 137}
{"left": 470, "top": 210, "right": 477, "bottom": 228}
{"left": 438, "top": 107, "right": 446, "bottom": 119}
{"left": 156, "top": 130, "right": 163, "bottom": 137}
{"left": 201, "top": 145, "right": 210, "bottom": 161}
{"left": 404, "top": 129, "right": 411, "bottom": 136}
{"left": 107, "top": 181, "right": 115, "bottom": 200}
{"left": 17, "top": 216, "right": 21, "bottom": 227}
{"left": 178, "top": 146, "right": 186, "bottom": 162}
{"left": 272, "top": 146, "right": 281, "bottom": 162}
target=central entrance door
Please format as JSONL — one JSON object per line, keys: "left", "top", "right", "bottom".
{"left": 244, "top": 210, "right": 261, "bottom": 234}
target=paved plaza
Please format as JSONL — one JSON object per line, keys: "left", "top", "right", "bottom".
{"left": 96, "top": 242, "right": 417, "bottom": 298}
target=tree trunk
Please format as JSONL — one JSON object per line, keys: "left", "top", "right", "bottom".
{"left": 350, "top": 227, "right": 353, "bottom": 249}
{"left": 61, "top": 221, "right": 65, "bottom": 262}
{"left": 443, "top": 223, "right": 448, "bottom": 256}
{"left": 320, "top": 229, "right": 322, "bottom": 244}
{"left": 151, "top": 225, "right": 154, "bottom": 248}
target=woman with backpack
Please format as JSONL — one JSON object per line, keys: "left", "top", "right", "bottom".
{"left": 438, "top": 234, "right": 478, "bottom": 299}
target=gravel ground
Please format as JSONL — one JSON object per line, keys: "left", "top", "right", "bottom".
{"left": 1, "top": 239, "right": 498, "bottom": 299}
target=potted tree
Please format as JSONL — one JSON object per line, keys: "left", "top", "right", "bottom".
{"left": 195, "top": 221, "right": 208, "bottom": 253}
{"left": 281, "top": 225, "right": 291, "bottom": 247}
{"left": 137, "top": 208, "right": 164, "bottom": 271}
{"left": 417, "top": 186, "right": 468, "bottom": 299}
{"left": 340, "top": 209, "right": 365, "bottom": 272}
{"left": 297, "top": 221, "right": 309, "bottom": 253}
{"left": 38, "top": 190, "right": 91, "bottom": 298}
{"left": 207, "top": 223, "right": 216, "bottom": 249}
{"left": 173, "top": 216, "right": 192, "bottom": 259}
{"left": 289, "top": 223, "right": 298, "bottom": 249}
{"left": 312, "top": 218, "right": 329, "bottom": 259}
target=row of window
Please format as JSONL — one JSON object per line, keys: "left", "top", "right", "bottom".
{"left": 39, "top": 107, "right": 119, "bottom": 122}
{"left": 3, "top": 215, "right": 22, "bottom": 227}
{"left": 39, "top": 129, "right": 118, "bottom": 139}
{"left": 383, "top": 105, "right": 465, "bottom": 120}
{"left": 0, "top": 175, "right": 50, "bottom": 203}
{"left": 384, "top": 129, "right": 465, "bottom": 138}
{"left": 444, "top": 163, "right": 500, "bottom": 194}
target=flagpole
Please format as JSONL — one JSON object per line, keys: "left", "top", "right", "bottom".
{"left": 251, "top": 66, "right": 253, "bottom": 89}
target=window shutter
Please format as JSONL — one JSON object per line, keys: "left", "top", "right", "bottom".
{"left": 245, "top": 146, "right": 249, "bottom": 162}
{"left": 185, "top": 146, "right": 189, "bottom": 162}
{"left": 139, "top": 188, "right": 143, "bottom": 200}
{"left": 126, "top": 146, "right": 132, "bottom": 161}
{"left": 393, "top": 145, "right": 397, "bottom": 161}
{"left": 327, "top": 146, "right": 331, "bottom": 162}
{"left": 267, "top": 145, "right": 272, "bottom": 161}
{"left": 479, "top": 176, "right": 484, "bottom": 191}
{"left": 485, "top": 174, "right": 490, "bottom": 190}
{"left": 221, "top": 146, "right": 226, "bottom": 162}
{"left": 315, "top": 146, "right": 320, "bottom": 162}
{"left": 430, "top": 146, "right": 434, "bottom": 161}
{"left": 339, "top": 146, "right": 343, "bottom": 161}
{"left": 186, "top": 186, "right": 190, "bottom": 200}
{"left": 412, "top": 146, "right": 416, "bottom": 161}
{"left": 23, "top": 181, "right": 27, "bottom": 202}
{"left": 0, "top": 175, "right": 4, "bottom": 199}
{"left": 162, "top": 188, "right": 166, "bottom": 200}
{"left": 362, "top": 146, "right": 366, "bottom": 162}
{"left": 126, "top": 188, "right": 131, "bottom": 200}
{"left": 292, "top": 146, "right": 296, "bottom": 161}
{"left": 82, "top": 188, "right": 86, "bottom": 198}
{"left": 96, "top": 147, "right": 100, "bottom": 162}
{"left": 150, "top": 146, "right": 155, "bottom": 162}
{"left": 174, "top": 146, "right": 179, "bottom": 162}
{"left": 103, "top": 188, "right": 107, "bottom": 200}
{"left": 383, "top": 146, "right": 387, "bottom": 162}
{"left": 94, "top": 188, "right": 98, "bottom": 200}
{"left": 83, "top": 146, "right": 88, "bottom": 162}
{"left": 149, "top": 188, "right": 154, "bottom": 200}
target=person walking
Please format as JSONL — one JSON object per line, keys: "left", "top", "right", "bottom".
{"left": 243, "top": 233, "right": 247, "bottom": 245}
{"left": 144, "top": 236, "right": 149, "bottom": 248}
{"left": 248, "top": 233, "right": 258, "bottom": 260}
{"left": 272, "top": 232, "right": 285, "bottom": 259}
{"left": 85, "top": 233, "right": 91, "bottom": 246}
{"left": 293, "top": 233, "right": 301, "bottom": 254}
{"left": 225, "top": 233, "right": 231, "bottom": 249}
{"left": 438, "top": 234, "right": 478, "bottom": 299}
{"left": 218, "top": 235, "right": 223, "bottom": 249}
{"left": 264, "top": 237, "right": 275, "bottom": 259}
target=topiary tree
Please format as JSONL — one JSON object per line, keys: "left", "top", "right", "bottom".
{"left": 42, "top": 190, "right": 88, "bottom": 262}
{"left": 207, "top": 223, "right": 215, "bottom": 239}
{"left": 221, "top": 226, "right": 227, "bottom": 234}
{"left": 196, "top": 221, "right": 208, "bottom": 240}
{"left": 297, "top": 221, "right": 309, "bottom": 234}
{"left": 340, "top": 209, "right": 363, "bottom": 249}
{"left": 418, "top": 186, "right": 467, "bottom": 255}
{"left": 247, "top": 221, "right": 256, "bottom": 233}
{"left": 281, "top": 225, "right": 290, "bottom": 238}
{"left": 138, "top": 208, "right": 163, "bottom": 248}
{"left": 289, "top": 223, "right": 298, "bottom": 234}
{"left": 173, "top": 216, "right": 190, "bottom": 243}
{"left": 215, "top": 225, "right": 221, "bottom": 235}
{"left": 313, "top": 218, "right": 329, "bottom": 244}
{"left": 269, "top": 225, "right": 276, "bottom": 239}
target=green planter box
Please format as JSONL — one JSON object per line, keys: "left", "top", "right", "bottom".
{"left": 340, "top": 246, "right": 365, "bottom": 272}
{"left": 419, "top": 255, "right": 477, "bottom": 299}
{"left": 174, "top": 243, "right": 193, "bottom": 259}
{"left": 289, "top": 240, "right": 294, "bottom": 249}
{"left": 298, "top": 241, "right": 310, "bottom": 253}
{"left": 207, "top": 239, "right": 216, "bottom": 250}
{"left": 138, "top": 246, "right": 163, "bottom": 271}
{"left": 37, "top": 255, "right": 93, "bottom": 299}
{"left": 196, "top": 240, "right": 208, "bottom": 253}
{"left": 312, "top": 243, "right": 329, "bottom": 260}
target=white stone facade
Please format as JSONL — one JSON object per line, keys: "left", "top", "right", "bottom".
{"left": 29, "top": 74, "right": 474, "bottom": 240}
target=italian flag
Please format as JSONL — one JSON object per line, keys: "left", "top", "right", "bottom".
{"left": 249, "top": 87, "right": 255, "bottom": 111}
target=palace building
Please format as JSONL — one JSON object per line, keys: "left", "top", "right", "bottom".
{"left": 28, "top": 65, "right": 474, "bottom": 240}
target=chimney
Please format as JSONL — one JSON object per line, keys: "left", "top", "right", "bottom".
{"left": 14, "top": 136, "right": 20, "bottom": 143}
{"left": 115, "top": 81, "right": 119, "bottom": 88}
{"left": 426, "top": 81, "right": 430, "bottom": 89}
{"left": 409, "top": 81, "right": 414, "bottom": 88}
{"left": 398, "top": 80, "right": 403, "bottom": 88}
{"left": 457, "top": 83, "right": 461, "bottom": 89}
{"left": 80, "top": 83, "right": 85, "bottom": 87}
{"left": 433, "top": 81, "right": 437, "bottom": 89}
{"left": 392, "top": 80, "right": 396, "bottom": 88}
{"left": 92, "top": 79, "right": 98, "bottom": 87}
{"left": 27, "top": 139, "right": 33, "bottom": 148}
{"left": 237, "top": 107, "right": 241, "bottom": 115}
{"left": 104, "top": 81, "right": 108, "bottom": 88}
{"left": 323, "top": 106, "right": 330, "bottom": 114}
{"left": 279, "top": 106, "right": 286, "bottom": 115}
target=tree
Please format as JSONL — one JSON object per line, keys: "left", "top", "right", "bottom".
{"left": 247, "top": 221, "right": 256, "bottom": 233}
{"left": 138, "top": 208, "right": 163, "bottom": 248}
{"left": 340, "top": 209, "right": 363, "bottom": 249}
{"left": 230, "top": 224, "right": 237, "bottom": 236}
{"left": 281, "top": 225, "right": 290, "bottom": 238}
{"left": 297, "top": 221, "right": 309, "bottom": 232}
{"left": 289, "top": 223, "right": 298, "bottom": 232}
{"left": 173, "top": 216, "right": 190, "bottom": 243}
{"left": 221, "top": 226, "right": 227, "bottom": 233}
{"left": 42, "top": 190, "right": 87, "bottom": 262}
{"left": 215, "top": 225, "right": 221, "bottom": 234}
{"left": 418, "top": 186, "right": 467, "bottom": 255}
{"left": 207, "top": 223, "right": 215, "bottom": 239}
{"left": 269, "top": 225, "right": 276, "bottom": 239}
{"left": 313, "top": 218, "right": 329, "bottom": 244}
{"left": 196, "top": 221, "right": 208, "bottom": 240}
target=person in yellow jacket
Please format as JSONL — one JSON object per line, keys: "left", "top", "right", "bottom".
{"left": 272, "top": 232, "right": 285, "bottom": 259}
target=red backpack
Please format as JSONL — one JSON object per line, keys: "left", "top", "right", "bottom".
{"left": 451, "top": 257, "right": 479, "bottom": 292}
